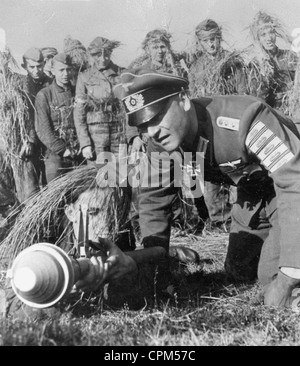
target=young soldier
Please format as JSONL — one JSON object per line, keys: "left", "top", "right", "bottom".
{"left": 74, "top": 36, "right": 125, "bottom": 162}
{"left": 246, "top": 11, "right": 298, "bottom": 116}
{"left": 0, "top": 165, "right": 199, "bottom": 319}
{"left": 17, "top": 47, "right": 52, "bottom": 201}
{"left": 35, "top": 53, "right": 80, "bottom": 183}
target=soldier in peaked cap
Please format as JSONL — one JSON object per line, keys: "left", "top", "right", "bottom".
{"left": 88, "top": 67, "right": 300, "bottom": 311}
{"left": 74, "top": 36, "right": 126, "bottom": 163}
{"left": 35, "top": 52, "right": 82, "bottom": 183}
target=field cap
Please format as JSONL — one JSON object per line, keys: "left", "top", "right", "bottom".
{"left": 114, "top": 68, "right": 189, "bottom": 127}
{"left": 22, "top": 47, "right": 44, "bottom": 63}
{"left": 195, "top": 19, "right": 222, "bottom": 40}
{"left": 87, "top": 36, "right": 121, "bottom": 54}
{"left": 41, "top": 47, "right": 58, "bottom": 59}
{"left": 53, "top": 52, "right": 72, "bottom": 66}
{"left": 64, "top": 36, "right": 86, "bottom": 53}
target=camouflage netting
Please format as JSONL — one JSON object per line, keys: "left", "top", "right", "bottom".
{"left": 0, "top": 165, "right": 132, "bottom": 264}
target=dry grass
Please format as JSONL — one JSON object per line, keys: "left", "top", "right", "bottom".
{"left": 0, "top": 49, "right": 28, "bottom": 166}
{"left": 2, "top": 227, "right": 300, "bottom": 346}
{"left": 0, "top": 165, "right": 132, "bottom": 264}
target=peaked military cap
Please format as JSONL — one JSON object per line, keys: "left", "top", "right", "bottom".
{"left": 114, "top": 68, "right": 189, "bottom": 127}
{"left": 52, "top": 52, "right": 72, "bottom": 66}
{"left": 87, "top": 36, "right": 121, "bottom": 54}
{"left": 22, "top": 47, "right": 44, "bottom": 63}
{"left": 41, "top": 47, "right": 58, "bottom": 58}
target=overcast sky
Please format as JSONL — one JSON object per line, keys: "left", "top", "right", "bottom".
{"left": 1, "top": 0, "right": 300, "bottom": 71}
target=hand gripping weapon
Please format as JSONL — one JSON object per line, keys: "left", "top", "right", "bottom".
{"left": 6, "top": 206, "right": 166, "bottom": 309}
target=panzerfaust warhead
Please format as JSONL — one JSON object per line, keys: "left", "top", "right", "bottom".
{"left": 6, "top": 242, "right": 167, "bottom": 309}
{"left": 6, "top": 243, "right": 91, "bottom": 309}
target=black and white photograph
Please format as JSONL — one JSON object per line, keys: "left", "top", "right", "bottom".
{"left": 1, "top": 0, "right": 300, "bottom": 348}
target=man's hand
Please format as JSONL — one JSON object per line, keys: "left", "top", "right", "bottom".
{"left": 263, "top": 270, "right": 300, "bottom": 308}
{"left": 81, "top": 146, "right": 94, "bottom": 160}
{"left": 99, "top": 238, "right": 138, "bottom": 281}
{"left": 73, "top": 239, "right": 138, "bottom": 293}
{"left": 74, "top": 256, "right": 107, "bottom": 293}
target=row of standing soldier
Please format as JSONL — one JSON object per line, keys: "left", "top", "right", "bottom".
{"left": 0, "top": 10, "right": 298, "bottom": 233}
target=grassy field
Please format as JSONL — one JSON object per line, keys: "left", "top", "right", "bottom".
{"left": 1, "top": 227, "right": 300, "bottom": 347}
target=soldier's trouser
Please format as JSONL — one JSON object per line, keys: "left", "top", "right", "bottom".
{"left": 44, "top": 152, "right": 74, "bottom": 183}
{"left": 12, "top": 157, "right": 41, "bottom": 204}
{"left": 88, "top": 121, "right": 124, "bottom": 158}
{"left": 0, "top": 155, "right": 16, "bottom": 207}
{"left": 224, "top": 178, "right": 277, "bottom": 283}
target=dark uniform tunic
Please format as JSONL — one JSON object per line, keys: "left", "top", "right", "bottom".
{"left": 138, "top": 94, "right": 300, "bottom": 285}
{"left": 35, "top": 81, "right": 79, "bottom": 183}
{"left": 74, "top": 62, "right": 125, "bottom": 159}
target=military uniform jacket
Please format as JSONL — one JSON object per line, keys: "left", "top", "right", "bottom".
{"left": 18, "top": 73, "right": 52, "bottom": 144}
{"left": 74, "top": 62, "right": 125, "bottom": 149}
{"left": 35, "top": 81, "right": 76, "bottom": 156}
{"left": 138, "top": 95, "right": 300, "bottom": 268}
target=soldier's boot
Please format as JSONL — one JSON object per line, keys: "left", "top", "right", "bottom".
{"left": 263, "top": 270, "right": 300, "bottom": 309}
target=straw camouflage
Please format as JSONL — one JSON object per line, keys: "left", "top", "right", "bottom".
{"left": 87, "top": 37, "right": 121, "bottom": 54}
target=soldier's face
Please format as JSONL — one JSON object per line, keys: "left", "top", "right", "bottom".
{"left": 199, "top": 36, "right": 220, "bottom": 56}
{"left": 90, "top": 48, "right": 112, "bottom": 70}
{"left": 147, "top": 41, "right": 168, "bottom": 63}
{"left": 52, "top": 60, "right": 73, "bottom": 86}
{"left": 139, "top": 95, "right": 189, "bottom": 152}
{"left": 24, "top": 59, "right": 44, "bottom": 80}
{"left": 258, "top": 27, "right": 277, "bottom": 51}
{"left": 65, "top": 189, "right": 110, "bottom": 243}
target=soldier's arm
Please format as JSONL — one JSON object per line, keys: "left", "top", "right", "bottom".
{"left": 73, "top": 72, "right": 92, "bottom": 150}
{"left": 35, "top": 91, "right": 66, "bottom": 155}
{"left": 244, "top": 103, "right": 300, "bottom": 270}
